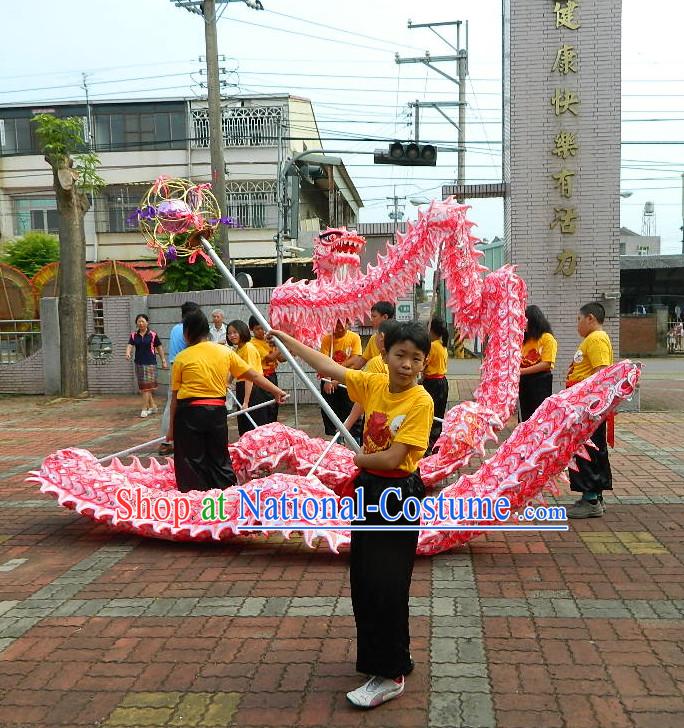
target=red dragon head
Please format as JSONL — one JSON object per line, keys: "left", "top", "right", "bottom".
{"left": 312, "top": 228, "right": 366, "bottom": 282}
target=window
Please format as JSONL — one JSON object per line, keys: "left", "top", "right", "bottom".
{"left": 619, "top": 241, "right": 626, "bottom": 255}
{"left": 94, "top": 111, "right": 185, "bottom": 151}
{"left": 95, "top": 185, "right": 149, "bottom": 233}
{"left": 226, "top": 181, "right": 278, "bottom": 229}
{"left": 0, "top": 118, "right": 35, "bottom": 155}
{"left": 638, "top": 245, "right": 649, "bottom": 256}
{"left": 13, "top": 197, "right": 59, "bottom": 235}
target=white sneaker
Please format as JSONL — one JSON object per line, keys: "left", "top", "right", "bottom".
{"left": 346, "top": 675, "right": 404, "bottom": 709}
{"left": 140, "top": 409, "right": 149, "bottom": 418}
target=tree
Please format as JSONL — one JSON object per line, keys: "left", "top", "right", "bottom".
{"left": 162, "top": 258, "right": 221, "bottom": 293}
{"left": 1, "top": 232, "right": 60, "bottom": 277}
{"left": 33, "top": 114, "right": 103, "bottom": 397}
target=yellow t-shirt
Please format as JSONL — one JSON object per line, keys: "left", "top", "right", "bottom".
{"left": 172, "top": 341, "right": 250, "bottom": 399}
{"left": 362, "top": 334, "right": 381, "bottom": 363}
{"left": 235, "top": 341, "right": 262, "bottom": 379}
{"left": 365, "top": 354, "right": 389, "bottom": 375}
{"left": 521, "top": 332, "right": 558, "bottom": 370}
{"left": 567, "top": 330, "right": 614, "bottom": 384}
{"left": 251, "top": 337, "right": 277, "bottom": 375}
{"left": 345, "top": 369, "right": 433, "bottom": 475}
{"left": 320, "top": 330, "right": 362, "bottom": 364}
{"left": 424, "top": 340, "right": 448, "bottom": 377}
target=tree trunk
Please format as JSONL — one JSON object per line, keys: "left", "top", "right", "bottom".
{"left": 53, "top": 159, "right": 89, "bottom": 397}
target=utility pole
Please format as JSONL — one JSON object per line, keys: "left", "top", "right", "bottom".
{"left": 81, "top": 73, "right": 93, "bottom": 148}
{"left": 387, "top": 188, "right": 406, "bottom": 238}
{"left": 172, "top": 0, "right": 264, "bottom": 279}
{"left": 203, "top": 0, "right": 230, "bottom": 274}
{"left": 397, "top": 19, "right": 469, "bottom": 323}
{"left": 681, "top": 171, "right": 684, "bottom": 253}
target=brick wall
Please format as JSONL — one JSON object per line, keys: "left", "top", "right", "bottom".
{"left": 1, "top": 289, "right": 361, "bottom": 404}
{"left": 619, "top": 311, "right": 669, "bottom": 356}
{"left": 503, "top": 0, "right": 621, "bottom": 372}
{"left": 87, "top": 296, "right": 141, "bottom": 395}
{"left": 0, "top": 347, "right": 44, "bottom": 394}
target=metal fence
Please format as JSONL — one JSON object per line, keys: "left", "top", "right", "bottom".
{"left": 0, "top": 320, "right": 41, "bottom": 364}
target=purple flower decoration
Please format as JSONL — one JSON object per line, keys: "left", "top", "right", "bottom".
{"left": 209, "top": 215, "right": 241, "bottom": 228}
{"left": 164, "top": 246, "right": 178, "bottom": 262}
{"left": 126, "top": 205, "right": 157, "bottom": 227}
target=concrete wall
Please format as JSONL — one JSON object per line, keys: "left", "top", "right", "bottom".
{"left": 503, "top": 0, "right": 621, "bottom": 372}
{"left": 146, "top": 288, "right": 320, "bottom": 404}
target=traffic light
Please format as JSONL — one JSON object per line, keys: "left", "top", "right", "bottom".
{"left": 374, "top": 141, "right": 437, "bottom": 166}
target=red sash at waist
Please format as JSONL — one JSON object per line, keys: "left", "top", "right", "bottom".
{"left": 423, "top": 373, "right": 446, "bottom": 380}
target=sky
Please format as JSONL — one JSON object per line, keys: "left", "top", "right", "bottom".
{"left": 1, "top": 0, "right": 682, "bottom": 253}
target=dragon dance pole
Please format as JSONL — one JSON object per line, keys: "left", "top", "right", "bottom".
{"left": 227, "top": 387, "right": 258, "bottom": 429}
{"left": 96, "top": 398, "right": 280, "bottom": 464}
{"left": 306, "top": 431, "right": 341, "bottom": 479}
{"left": 200, "top": 237, "right": 362, "bottom": 453}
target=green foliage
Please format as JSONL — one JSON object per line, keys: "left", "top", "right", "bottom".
{"left": 1, "top": 232, "right": 60, "bottom": 277}
{"left": 32, "top": 114, "right": 104, "bottom": 193}
{"left": 162, "top": 258, "right": 221, "bottom": 293}
{"left": 73, "top": 151, "right": 105, "bottom": 194}
{"left": 32, "top": 114, "right": 84, "bottom": 159}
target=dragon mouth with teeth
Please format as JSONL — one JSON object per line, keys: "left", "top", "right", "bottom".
{"left": 312, "top": 228, "right": 365, "bottom": 278}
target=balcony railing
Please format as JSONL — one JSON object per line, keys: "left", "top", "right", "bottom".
{"left": 192, "top": 106, "right": 283, "bottom": 148}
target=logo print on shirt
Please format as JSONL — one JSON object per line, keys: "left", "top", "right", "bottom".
{"left": 364, "top": 411, "right": 392, "bottom": 452}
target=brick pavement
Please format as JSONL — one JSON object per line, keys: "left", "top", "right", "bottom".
{"left": 0, "top": 379, "right": 683, "bottom": 727}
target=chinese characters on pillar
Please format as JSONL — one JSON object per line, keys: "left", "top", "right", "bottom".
{"left": 550, "top": 0, "right": 581, "bottom": 270}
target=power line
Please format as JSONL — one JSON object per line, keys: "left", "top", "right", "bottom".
{"left": 262, "top": 8, "right": 426, "bottom": 53}
{"left": 218, "top": 14, "right": 402, "bottom": 54}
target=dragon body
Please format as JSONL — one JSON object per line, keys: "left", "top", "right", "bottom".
{"left": 30, "top": 198, "right": 640, "bottom": 554}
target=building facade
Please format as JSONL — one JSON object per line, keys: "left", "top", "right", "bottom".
{"left": 0, "top": 95, "right": 362, "bottom": 284}
{"left": 503, "top": 0, "right": 621, "bottom": 369}
{"left": 619, "top": 227, "right": 661, "bottom": 257}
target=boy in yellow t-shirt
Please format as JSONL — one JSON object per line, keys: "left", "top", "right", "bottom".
{"left": 349, "top": 301, "right": 396, "bottom": 370}
{"left": 319, "top": 320, "right": 363, "bottom": 441}
{"left": 565, "top": 302, "right": 614, "bottom": 519}
{"left": 269, "top": 321, "right": 433, "bottom": 710}
{"left": 423, "top": 317, "right": 450, "bottom": 449}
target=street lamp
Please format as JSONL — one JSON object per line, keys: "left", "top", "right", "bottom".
{"left": 277, "top": 150, "right": 343, "bottom": 286}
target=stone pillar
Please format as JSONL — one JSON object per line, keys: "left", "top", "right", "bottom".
{"left": 40, "top": 297, "right": 61, "bottom": 396}
{"left": 503, "top": 0, "right": 621, "bottom": 376}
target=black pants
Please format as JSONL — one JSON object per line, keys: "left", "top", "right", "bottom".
{"left": 264, "top": 372, "right": 279, "bottom": 424}
{"left": 235, "top": 380, "right": 269, "bottom": 436}
{"left": 320, "top": 381, "right": 363, "bottom": 444}
{"left": 569, "top": 420, "right": 613, "bottom": 495}
{"left": 174, "top": 401, "right": 237, "bottom": 492}
{"left": 423, "top": 377, "right": 448, "bottom": 448}
{"left": 350, "top": 470, "right": 424, "bottom": 679}
{"left": 519, "top": 371, "right": 553, "bottom": 422}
